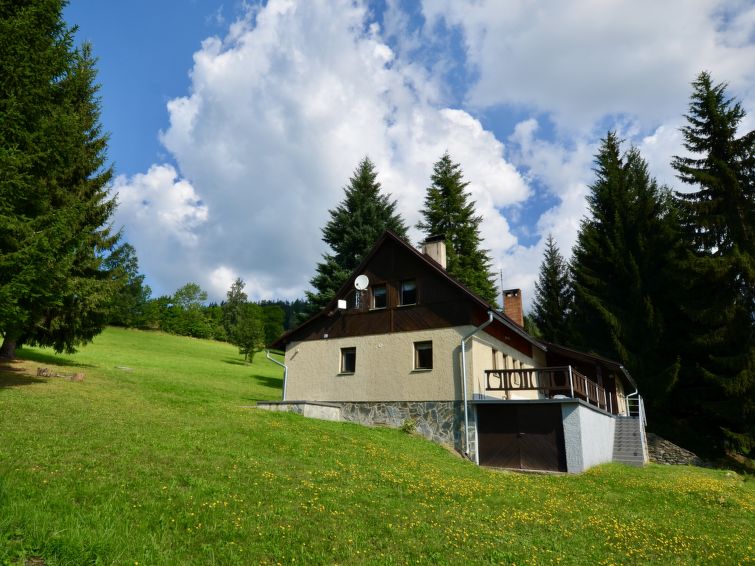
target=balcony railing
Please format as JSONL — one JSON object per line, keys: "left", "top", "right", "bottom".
{"left": 484, "top": 366, "right": 615, "bottom": 414}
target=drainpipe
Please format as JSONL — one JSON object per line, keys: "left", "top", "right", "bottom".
{"left": 265, "top": 350, "right": 288, "bottom": 401}
{"left": 461, "top": 311, "right": 494, "bottom": 457}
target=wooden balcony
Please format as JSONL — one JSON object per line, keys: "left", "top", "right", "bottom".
{"left": 484, "top": 366, "right": 615, "bottom": 414}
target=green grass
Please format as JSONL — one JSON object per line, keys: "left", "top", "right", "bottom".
{"left": 0, "top": 327, "right": 753, "bottom": 565}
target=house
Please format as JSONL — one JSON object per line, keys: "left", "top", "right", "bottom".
{"left": 265, "top": 231, "right": 648, "bottom": 473}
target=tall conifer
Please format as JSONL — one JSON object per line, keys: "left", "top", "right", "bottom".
{"left": 571, "top": 133, "right": 683, "bottom": 405}
{"left": 305, "top": 157, "right": 408, "bottom": 314}
{"left": 416, "top": 153, "right": 498, "bottom": 305}
{"left": 0, "top": 2, "right": 118, "bottom": 357}
{"left": 671, "top": 72, "right": 755, "bottom": 453}
{"left": 532, "top": 235, "right": 572, "bottom": 343}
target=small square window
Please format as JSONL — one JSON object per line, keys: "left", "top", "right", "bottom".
{"left": 372, "top": 285, "right": 387, "bottom": 309}
{"left": 400, "top": 280, "right": 417, "bottom": 305}
{"left": 414, "top": 341, "right": 432, "bottom": 370}
{"left": 341, "top": 347, "right": 356, "bottom": 373}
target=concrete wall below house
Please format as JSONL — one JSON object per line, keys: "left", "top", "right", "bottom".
{"left": 561, "top": 402, "right": 616, "bottom": 473}
{"left": 256, "top": 401, "right": 342, "bottom": 421}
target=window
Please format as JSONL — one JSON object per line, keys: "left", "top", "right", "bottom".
{"left": 340, "top": 347, "right": 356, "bottom": 373}
{"left": 400, "top": 280, "right": 417, "bottom": 305}
{"left": 414, "top": 341, "right": 433, "bottom": 370}
{"left": 372, "top": 285, "right": 387, "bottom": 309}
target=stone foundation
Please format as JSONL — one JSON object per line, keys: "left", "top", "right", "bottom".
{"left": 340, "top": 401, "right": 465, "bottom": 451}
{"left": 257, "top": 400, "right": 470, "bottom": 455}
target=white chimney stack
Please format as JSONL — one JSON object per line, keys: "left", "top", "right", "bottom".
{"left": 422, "top": 235, "right": 447, "bottom": 269}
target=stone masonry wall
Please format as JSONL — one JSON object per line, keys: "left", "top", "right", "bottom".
{"left": 339, "top": 401, "right": 466, "bottom": 453}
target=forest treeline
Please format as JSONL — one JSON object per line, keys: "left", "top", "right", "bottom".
{"left": 103, "top": 256, "right": 307, "bottom": 362}
{"left": 531, "top": 73, "right": 753, "bottom": 458}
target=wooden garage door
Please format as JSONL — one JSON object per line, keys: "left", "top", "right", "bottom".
{"left": 477, "top": 404, "right": 566, "bottom": 472}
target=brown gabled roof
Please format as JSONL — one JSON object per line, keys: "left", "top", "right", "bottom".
{"left": 270, "top": 230, "right": 542, "bottom": 351}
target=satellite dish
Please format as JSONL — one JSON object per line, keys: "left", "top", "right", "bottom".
{"left": 354, "top": 274, "right": 370, "bottom": 291}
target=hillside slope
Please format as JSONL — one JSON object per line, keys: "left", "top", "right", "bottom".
{"left": 0, "top": 327, "right": 752, "bottom": 564}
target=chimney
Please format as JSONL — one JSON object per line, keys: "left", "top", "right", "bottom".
{"left": 422, "top": 235, "right": 447, "bottom": 269}
{"left": 502, "top": 288, "right": 524, "bottom": 327}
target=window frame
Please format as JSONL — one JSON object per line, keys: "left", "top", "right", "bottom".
{"left": 399, "top": 279, "right": 418, "bottom": 306}
{"left": 371, "top": 284, "right": 388, "bottom": 309}
{"left": 340, "top": 347, "right": 356, "bottom": 374}
{"left": 413, "top": 340, "right": 433, "bottom": 371}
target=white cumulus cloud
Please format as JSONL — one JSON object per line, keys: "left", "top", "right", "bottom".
{"left": 112, "top": 0, "right": 530, "bottom": 301}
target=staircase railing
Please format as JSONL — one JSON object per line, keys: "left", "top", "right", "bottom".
{"left": 625, "top": 395, "right": 647, "bottom": 426}
{"left": 625, "top": 394, "right": 648, "bottom": 462}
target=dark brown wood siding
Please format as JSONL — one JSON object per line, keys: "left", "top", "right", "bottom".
{"left": 287, "top": 237, "right": 534, "bottom": 357}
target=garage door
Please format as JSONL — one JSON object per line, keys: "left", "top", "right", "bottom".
{"left": 476, "top": 403, "right": 566, "bottom": 472}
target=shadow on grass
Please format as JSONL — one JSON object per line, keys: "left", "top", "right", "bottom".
{"left": 16, "top": 349, "right": 96, "bottom": 368}
{"left": 223, "top": 358, "right": 248, "bottom": 366}
{"left": 0, "top": 373, "right": 48, "bottom": 388}
{"left": 250, "top": 374, "right": 282, "bottom": 390}
{"left": 0, "top": 361, "right": 47, "bottom": 389}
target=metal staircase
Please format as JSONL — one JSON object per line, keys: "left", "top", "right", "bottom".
{"left": 612, "top": 396, "right": 649, "bottom": 467}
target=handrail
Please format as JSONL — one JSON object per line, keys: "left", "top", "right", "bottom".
{"left": 484, "top": 366, "right": 614, "bottom": 413}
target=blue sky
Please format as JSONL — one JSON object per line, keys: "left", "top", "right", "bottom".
{"left": 64, "top": 0, "right": 755, "bottom": 307}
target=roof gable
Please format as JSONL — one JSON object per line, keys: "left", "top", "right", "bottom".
{"left": 271, "top": 231, "right": 540, "bottom": 354}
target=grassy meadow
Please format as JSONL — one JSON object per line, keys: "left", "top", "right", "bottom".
{"left": 0, "top": 327, "right": 753, "bottom": 565}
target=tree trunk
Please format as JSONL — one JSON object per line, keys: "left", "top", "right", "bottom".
{"left": 0, "top": 336, "right": 17, "bottom": 359}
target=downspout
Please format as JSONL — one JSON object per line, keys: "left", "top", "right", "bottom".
{"left": 461, "top": 311, "right": 494, "bottom": 458}
{"left": 265, "top": 350, "right": 288, "bottom": 401}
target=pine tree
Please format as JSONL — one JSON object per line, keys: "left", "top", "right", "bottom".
{"left": 532, "top": 234, "right": 572, "bottom": 343}
{"left": 416, "top": 153, "right": 498, "bottom": 305}
{"left": 0, "top": 3, "right": 118, "bottom": 357}
{"left": 305, "top": 157, "right": 408, "bottom": 314}
{"left": 571, "top": 133, "right": 684, "bottom": 405}
{"left": 671, "top": 72, "right": 755, "bottom": 454}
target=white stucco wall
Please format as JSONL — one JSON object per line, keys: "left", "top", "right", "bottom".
{"left": 561, "top": 402, "right": 616, "bottom": 473}
{"left": 284, "top": 325, "right": 543, "bottom": 403}
{"left": 284, "top": 327, "right": 471, "bottom": 401}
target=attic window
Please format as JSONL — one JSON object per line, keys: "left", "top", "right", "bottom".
{"left": 372, "top": 285, "right": 387, "bottom": 309}
{"left": 400, "top": 280, "right": 417, "bottom": 305}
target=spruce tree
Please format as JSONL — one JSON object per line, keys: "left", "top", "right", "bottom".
{"left": 532, "top": 234, "right": 572, "bottom": 343}
{"left": 0, "top": 2, "right": 118, "bottom": 357}
{"left": 671, "top": 72, "right": 755, "bottom": 454}
{"left": 571, "top": 133, "right": 684, "bottom": 405}
{"left": 305, "top": 157, "right": 408, "bottom": 314}
{"left": 416, "top": 153, "right": 498, "bottom": 305}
